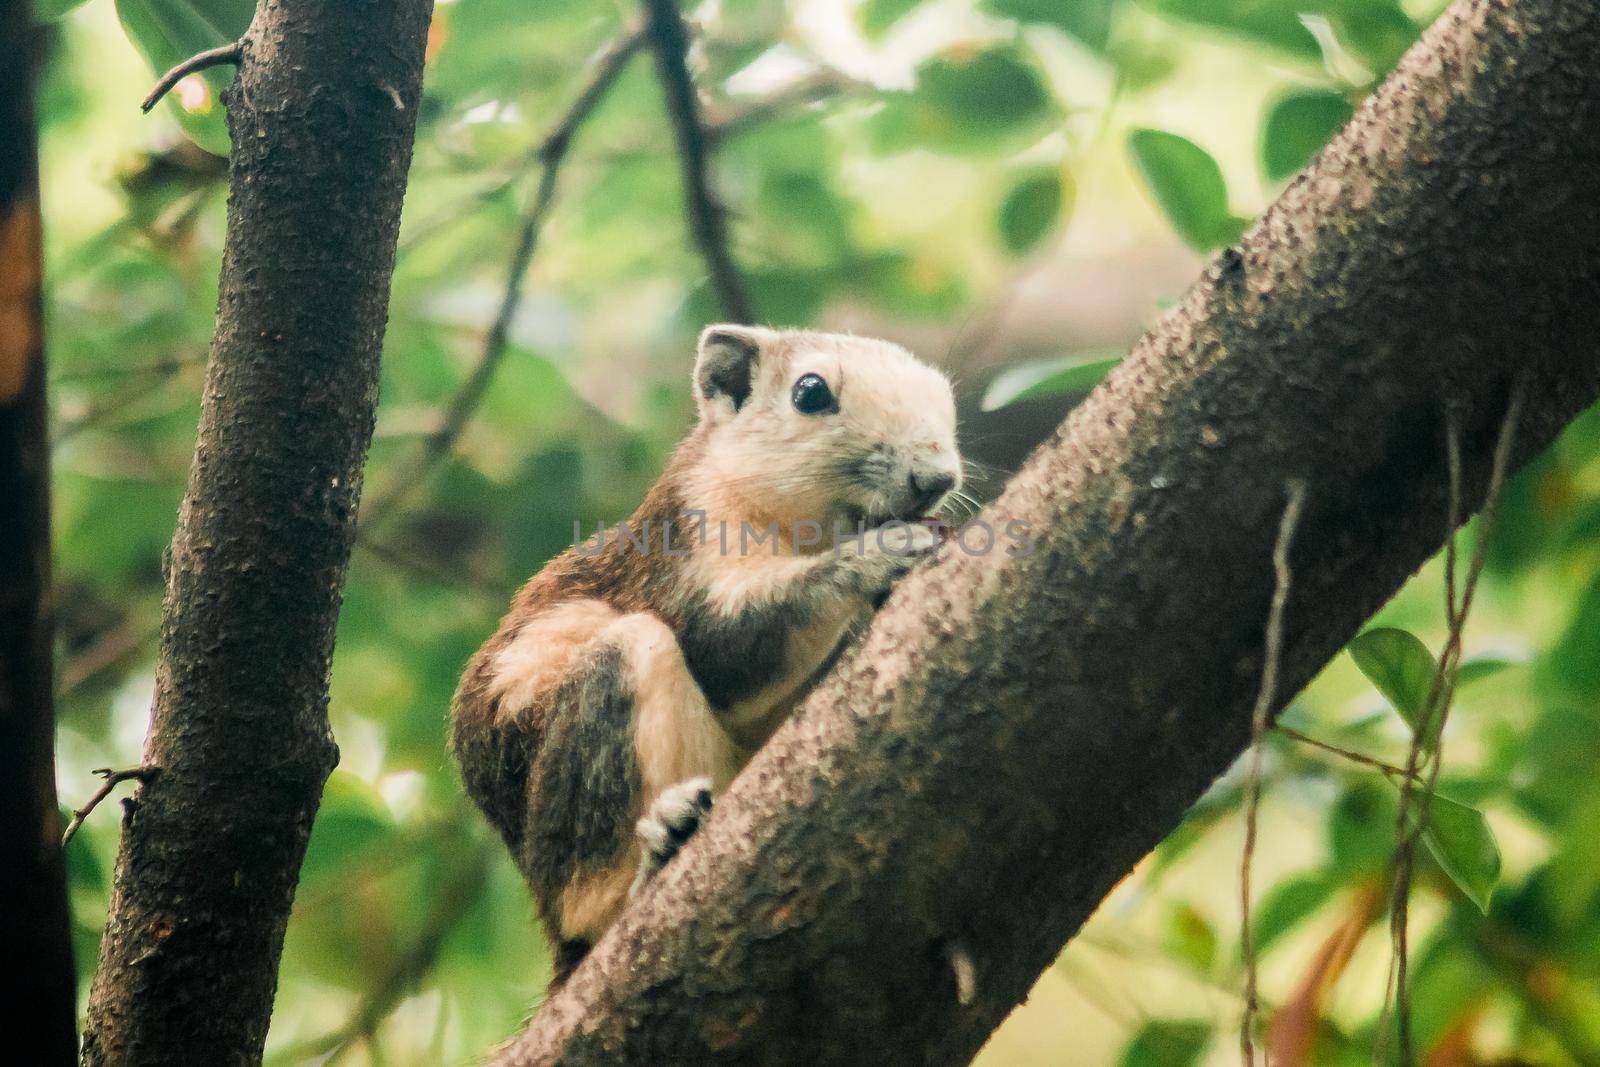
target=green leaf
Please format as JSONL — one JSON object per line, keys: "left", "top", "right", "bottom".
{"left": 1513, "top": 704, "right": 1600, "bottom": 831}
{"left": 922, "top": 46, "right": 1049, "bottom": 121}
{"left": 114, "top": 0, "right": 255, "bottom": 155}
{"left": 1455, "top": 656, "right": 1516, "bottom": 689}
{"left": 1328, "top": 780, "right": 1399, "bottom": 876}
{"left": 64, "top": 812, "right": 106, "bottom": 892}
{"left": 1107, "top": 38, "right": 1176, "bottom": 91}
{"left": 1548, "top": 571, "right": 1600, "bottom": 698}
{"left": 871, "top": 45, "right": 1055, "bottom": 155}
{"left": 983, "top": 0, "right": 1116, "bottom": 53}
{"left": 981, "top": 355, "right": 1121, "bottom": 411}
{"left": 1261, "top": 90, "right": 1352, "bottom": 181}
{"left": 1162, "top": 903, "right": 1216, "bottom": 970}
{"left": 1119, "top": 1020, "right": 1210, "bottom": 1067}
{"left": 859, "top": 0, "right": 922, "bottom": 38}
{"left": 1142, "top": 0, "right": 1418, "bottom": 75}
{"left": 1149, "top": 780, "right": 1241, "bottom": 877}
{"left": 1348, "top": 627, "right": 1440, "bottom": 743}
{"left": 35, "top": 0, "right": 92, "bottom": 18}
{"left": 1401, "top": 938, "right": 1496, "bottom": 1053}
{"left": 1330, "top": 4, "right": 1421, "bottom": 76}
{"left": 997, "top": 167, "right": 1068, "bottom": 256}
{"left": 1251, "top": 873, "right": 1337, "bottom": 955}
{"left": 1420, "top": 793, "right": 1502, "bottom": 913}
{"left": 1141, "top": 0, "right": 1322, "bottom": 61}
{"left": 300, "top": 772, "right": 392, "bottom": 884}
{"left": 1126, "top": 129, "right": 1244, "bottom": 252}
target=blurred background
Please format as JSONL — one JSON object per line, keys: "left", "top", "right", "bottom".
{"left": 38, "top": 0, "right": 1600, "bottom": 1063}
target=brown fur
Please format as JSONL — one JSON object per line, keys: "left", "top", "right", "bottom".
{"left": 451, "top": 328, "right": 961, "bottom": 985}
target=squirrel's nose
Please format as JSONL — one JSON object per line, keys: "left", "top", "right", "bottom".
{"left": 908, "top": 470, "right": 956, "bottom": 515}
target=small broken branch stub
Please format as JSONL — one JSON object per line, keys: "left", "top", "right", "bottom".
{"left": 61, "top": 766, "right": 160, "bottom": 846}
{"left": 141, "top": 41, "right": 244, "bottom": 114}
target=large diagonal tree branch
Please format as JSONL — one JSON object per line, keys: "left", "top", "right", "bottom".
{"left": 80, "top": 0, "right": 434, "bottom": 1063}
{"left": 494, "top": 0, "right": 1600, "bottom": 1062}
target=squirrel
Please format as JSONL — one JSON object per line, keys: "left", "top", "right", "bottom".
{"left": 450, "top": 325, "right": 962, "bottom": 985}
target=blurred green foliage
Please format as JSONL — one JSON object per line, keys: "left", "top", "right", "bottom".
{"left": 1127, "top": 128, "right": 1245, "bottom": 252}
{"left": 37, "top": 0, "right": 1600, "bottom": 1063}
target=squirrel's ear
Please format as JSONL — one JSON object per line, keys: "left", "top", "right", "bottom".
{"left": 694, "top": 325, "right": 771, "bottom": 419}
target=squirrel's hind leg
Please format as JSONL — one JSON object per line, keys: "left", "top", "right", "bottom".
{"left": 542, "top": 612, "right": 735, "bottom": 951}
{"left": 607, "top": 611, "right": 736, "bottom": 892}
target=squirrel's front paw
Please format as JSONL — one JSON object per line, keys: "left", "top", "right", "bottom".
{"left": 631, "top": 776, "right": 714, "bottom": 895}
{"left": 843, "top": 521, "right": 940, "bottom": 598}
{"left": 851, "top": 520, "right": 940, "bottom": 562}
{"left": 880, "top": 520, "right": 941, "bottom": 556}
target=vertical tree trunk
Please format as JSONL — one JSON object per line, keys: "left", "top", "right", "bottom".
{"left": 80, "top": 1, "right": 434, "bottom": 1063}
{"left": 0, "top": 4, "right": 77, "bottom": 1062}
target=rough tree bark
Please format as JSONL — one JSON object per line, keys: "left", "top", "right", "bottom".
{"left": 80, "top": 1, "right": 434, "bottom": 1063}
{"left": 496, "top": 0, "right": 1600, "bottom": 1062}
{"left": 0, "top": 5, "right": 77, "bottom": 1062}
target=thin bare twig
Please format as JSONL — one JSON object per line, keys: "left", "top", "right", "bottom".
{"left": 641, "top": 0, "right": 756, "bottom": 323}
{"left": 52, "top": 354, "right": 208, "bottom": 382}
{"left": 58, "top": 615, "right": 160, "bottom": 695}
{"left": 53, "top": 359, "right": 197, "bottom": 444}
{"left": 361, "top": 28, "right": 645, "bottom": 530}
{"left": 401, "top": 56, "right": 835, "bottom": 260}
{"left": 1239, "top": 479, "right": 1309, "bottom": 1067}
{"left": 1382, "top": 384, "right": 1525, "bottom": 1066}
{"left": 704, "top": 69, "right": 860, "bottom": 144}
{"left": 61, "top": 766, "right": 159, "bottom": 845}
{"left": 1273, "top": 725, "right": 1422, "bottom": 783}
{"left": 1374, "top": 412, "right": 1464, "bottom": 1066}
{"left": 530, "top": 28, "right": 649, "bottom": 169}
{"left": 1443, "top": 410, "right": 1464, "bottom": 629}
{"left": 1377, "top": 414, "right": 1464, "bottom": 1066}
{"left": 356, "top": 532, "right": 504, "bottom": 598}
{"left": 141, "top": 41, "right": 243, "bottom": 114}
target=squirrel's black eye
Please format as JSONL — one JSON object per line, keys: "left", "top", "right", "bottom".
{"left": 791, "top": 373, "right": 837, "bottom": 415}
